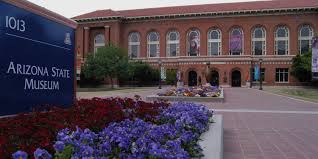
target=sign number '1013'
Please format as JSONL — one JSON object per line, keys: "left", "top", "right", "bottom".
{"left": 5, "top": 16, "right": 26, "bottom": 32}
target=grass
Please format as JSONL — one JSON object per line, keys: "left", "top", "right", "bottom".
{"left": 264, "top": 87, "right": 318, "bottom": 103}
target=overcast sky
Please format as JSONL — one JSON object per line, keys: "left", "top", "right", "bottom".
{"left": 27, "top": 0, "right": 264, "bottom": 18}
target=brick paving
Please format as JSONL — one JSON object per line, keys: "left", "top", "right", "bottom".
{"left": 77, "top": 87, "right": 318, "bottom": 159}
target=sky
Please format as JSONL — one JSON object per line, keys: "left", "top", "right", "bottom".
{"left": 27, "top": 0, "right": 264, "bottom": 18}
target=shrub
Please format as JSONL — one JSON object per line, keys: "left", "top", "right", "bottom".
{"left": 291, "top": 51, "right": 312, "bottom": 82}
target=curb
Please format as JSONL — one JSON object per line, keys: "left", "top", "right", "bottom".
{"left": 199, "top": 114, "right": 223, "bottom": 159}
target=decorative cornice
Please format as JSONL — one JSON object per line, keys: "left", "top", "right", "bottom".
{"left": 74, "top": 7, "right": 318, "bottom": 24}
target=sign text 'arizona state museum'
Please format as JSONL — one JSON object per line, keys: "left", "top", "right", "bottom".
{"left": 0, "top": 0, "right": 76, "bottom": 115}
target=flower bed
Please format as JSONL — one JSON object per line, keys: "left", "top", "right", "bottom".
{"left": 0, "top": 97, "right": 168, "bottom": 158}
{"left": 158, "top": 86, "right": 221, "bottom": 97}
{"left": 2, "top": 99, "right": 213, "bottom": 159}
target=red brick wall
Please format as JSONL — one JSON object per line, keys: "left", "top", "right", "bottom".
{"left": 75, "top": 13, "right": 318, "bottom": 86}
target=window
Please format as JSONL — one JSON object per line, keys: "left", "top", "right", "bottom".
{"left": 252, "top": 68, "right": 265, "bottom": 81}
{"left": 252, "top": 27, "right": 266, "bottom": 55}
{"left": 230, "top": 28, "right": 243, "bottom": 55}
{"left": 208, "top": 29, "right": 222, "bottom": 56}
{"left": 94, "top": 34, "right": 105, "bottom": 53}
{"left": 166, "top": 31, "right": 180, "bottom": 57}
{"left": 275, "top": 26, "right": 289, "bottom": 55}
{"left": 128, "top": 32, "right": 140, "bottom": 58}
{"left": 187, "top": 29, "right": 200, "bottom": 56}
{"left": 147, "top": 32, "right": 160, "bottom": 57}
{"left": 275, "top": 68, "right": 289, "bottom": 83}
{"left": 299, "top": 25, "right": 314, "bottom": 54}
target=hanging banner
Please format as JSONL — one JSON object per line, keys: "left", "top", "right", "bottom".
{"left": 254, "top": 64, "right": 259, "bottom": 81}
{"left": 312, "top": 37, "right": 318, "bottom": 80}
{"left": 230, "top": 35, "right": 242, "bottom": 53}
{"left": 189, "top": 32, "right": 200, "bottom": 56}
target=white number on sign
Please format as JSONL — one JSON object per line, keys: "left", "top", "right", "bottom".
{"left": 5, "top": 16, "right": 26, "bottom": 32}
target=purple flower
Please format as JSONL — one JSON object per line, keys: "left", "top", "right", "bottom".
{"left": 81, "top": 145, "right": 94, "bottom": 157}
{"left": 12, "top": 150, "right": 28, "bottom": 159}
{"left": 53, "top": 141, "right": 65, "bottom": 152}
{"left": 34, "top": 148, "right": 52, "bottom": 159}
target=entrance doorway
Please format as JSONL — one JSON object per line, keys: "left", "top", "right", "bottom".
{"left": 188, "top": 71, "right": 197, "bottom": 86}
{"left": 210, "top": 71, "right": 219, "bottom": 86}
{"left": 231, "top": 70, "right": 241, "bottom": 87}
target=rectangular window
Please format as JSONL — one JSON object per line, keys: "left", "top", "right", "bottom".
{"left": 254, "top": 41, "right": 263, "bottom": 55}
{"left": 300, "top": 40, "right": 310, "bottom": 54}
{"left": 252, "top": 68, "right": 265, "bottom": 81}
{"left": 210, "top": 42, "right": 219, "bottom": 56}
{"left": 131, "top": 45, "right": 138, "bottom": 58}
{"left": 277, "top": 41, "right": 286, "bottom": 55}
{"left": 169, "top": 44, "right": 177, "bottom": 57}
{"left": 149, "top": 44, "right": 158, "bottom": 57}
{"left": 275, "top": 68, "right": 289, "bottom": 83}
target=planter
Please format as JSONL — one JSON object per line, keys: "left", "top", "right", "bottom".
{"left": 146, "top": 88, "right": 224, "bottom": 103}
{"left": 199, "top": 114, "right": 223, "bottom": 159}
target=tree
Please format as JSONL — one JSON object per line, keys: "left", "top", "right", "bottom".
{"left": 165, "top": 69, "right": 177, "bottom": 85}
{"left": 118, "top": 61, "right": 159, "bottom": 86}
{"left": 291, "top": 51, "right": 312, "bottom": 82}
{"left": 82, "top": 45, "right": 128, "bottom": 88}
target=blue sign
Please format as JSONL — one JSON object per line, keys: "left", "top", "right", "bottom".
{"left": 0, "top": 1, "right": 75, "bottom": 115}
{"left": 254, "top": 65, "right": 259, "bottom": 81}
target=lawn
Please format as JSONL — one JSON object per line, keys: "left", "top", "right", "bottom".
{"left": 264, "top": 87, "right": 318, "bottom": 103}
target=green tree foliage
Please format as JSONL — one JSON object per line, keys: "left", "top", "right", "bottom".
{"left": 291, "top": 51, "right": 312, "bottom": 82}
{"left": 165, "top": 69, "right": 177, "bottom": 85}
{"left": 118, "top": 61, "right": 159, "bottom": 86}
{"left": 82, "top": 45, "right": 128, "bottom": 88}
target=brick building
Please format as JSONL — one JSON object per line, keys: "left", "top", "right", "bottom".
{"left": 73, "top": 0, "right": 318, "bottom": 87}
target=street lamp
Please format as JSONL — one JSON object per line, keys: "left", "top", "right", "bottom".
{"left": 158, "top": 59, "right": 162, "bottom": 89}
{"left": 250, "top": 60, "right": 253, "bottom": 88}
{"left": 259, "top": 58, "right": 263, "bottom": 90}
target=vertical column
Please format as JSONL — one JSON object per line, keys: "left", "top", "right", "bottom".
{"left": 104, "top": 26, "right": 110, "bottom": 46}
{"left": 267, "top": 25, "right": 274, "bottom": 55}
{"left": 83, "top": 27, "right": 90, "bottom": 57}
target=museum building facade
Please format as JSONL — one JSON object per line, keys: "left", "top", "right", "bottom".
{"left": 73, "top": 0, "right": 318, "bottom": 87}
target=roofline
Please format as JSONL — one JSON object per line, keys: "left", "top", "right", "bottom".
{"left": 73, "top": 7, "right": 318, "bottom": 23}
{"left": 3, "top": 0, "right": 77, "bottom": 29}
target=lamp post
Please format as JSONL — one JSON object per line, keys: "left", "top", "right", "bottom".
{"left": 250, "top": 60, "right": 253, "bottom": 88}
{"left": 158, "top": 59, "right": 162, "bottom": 89}
{"left": 259, "top": 58, "right": 263, "bottom": 90}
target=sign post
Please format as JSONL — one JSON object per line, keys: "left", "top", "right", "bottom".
{"left": 0, "top": 1, "right": 76, "bottom": 115}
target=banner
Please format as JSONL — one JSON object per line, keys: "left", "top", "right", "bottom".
{"left": 189, "top": 32, "right": 200, "bottom": 56}
{"left": 254, "top": 64, "right": 259, "bottom": 81}
{"left": 312, "top": 37, "right": 318, "bottom": 80}
{"left": 230, "top": 35, "right": 242, "bottom": 53}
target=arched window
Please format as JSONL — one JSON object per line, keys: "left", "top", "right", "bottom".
{"left": 208, "top": 29, "right": 222, "bottom": 56}
{"left": 187, "top": 29, "right": 200, "bottom": 56}
{"left": 128, "top": 32, "right": 140, "bottom": 58}
{"left": 94, "top": 34, "right": 105, "bottom": 53}
{"left": 275, "top": 26, "right": 289, "bottom": 55}
{"left": 147, "top": 32, "right": 160, "bottom": 57}
{"left": 166, "top": 31, "right": 180, "bottom": 57}
{"left": 230, "top": 28, "right": 243, "bottom": 55}
{"left": 299, "top": 25, "right": 314, "bottom": 54}
{"left": 252, "top": 27, "right": 266, "bottom": 55}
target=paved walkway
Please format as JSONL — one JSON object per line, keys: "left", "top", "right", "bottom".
{"left": 77, "top": 87, "right": 318, "bottom": 159}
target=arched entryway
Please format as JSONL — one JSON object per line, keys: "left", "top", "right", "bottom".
{"left": 188, "top": 71, "right": 197, "bottom": 86}
{"left": 210, "top": 71, "right": 219, "bottom": 86}
{"left": 231, "top": 70, "right": 241, "bottom": 87}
